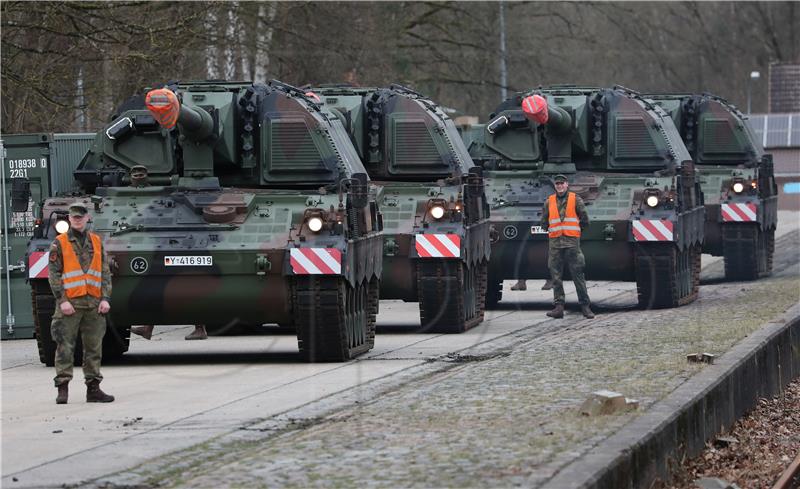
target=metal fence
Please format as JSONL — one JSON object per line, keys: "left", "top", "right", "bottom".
{"left": 747, "top": 113, "right": 800, "bottom": 149}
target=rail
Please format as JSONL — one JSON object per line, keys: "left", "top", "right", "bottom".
{"left": 771, "top": 451, "right": 800, "bottom": 489}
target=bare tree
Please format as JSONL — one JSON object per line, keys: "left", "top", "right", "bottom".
{"left": 2, "top": 1, "right": 797, "bottom": 132}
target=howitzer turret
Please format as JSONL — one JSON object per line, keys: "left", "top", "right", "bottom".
{"left": 27, "top": 80, "right": 384, "bottom": 364}
{"left": 308, "top": 84, "right": 491, "bottom": 333}
{"left": 461, "top": 86, "right": 705, "bottom": 309}
{"left": 75, "top": 80, "right": 361, "bottom": 191}
{"left": 648, "top": 92, "right": 778, "bottom": 280}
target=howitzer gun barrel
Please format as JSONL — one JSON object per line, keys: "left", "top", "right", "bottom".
{"left": 145, "top": 88, "right": 214, "bottom": 141}
{"left": 522, "top": 94, "right": 572, "bottom": 134}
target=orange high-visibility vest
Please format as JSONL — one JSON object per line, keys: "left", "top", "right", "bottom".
{"left": 56, "top": 232, "right": 103, "bottom": 299}
{"left": 548, "top": 192, "right": 581, "bottom": 238}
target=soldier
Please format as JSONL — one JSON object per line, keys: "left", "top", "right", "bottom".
{"left": 49, "top": 201, "right": 115, "bottom": 404}
{"left": 540, "top": 175, "right": 595, "bottom": 319}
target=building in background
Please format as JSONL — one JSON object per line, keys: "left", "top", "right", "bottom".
{"left": 748, "top": 113, "right": 800, "bottom": 211}
{"left": 768, "top": 63, "right": 800, "bottom": 113}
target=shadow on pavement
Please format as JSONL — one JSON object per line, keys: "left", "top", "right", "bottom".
{"left": 106, "top": 351, "right": 309, "bottom": 366}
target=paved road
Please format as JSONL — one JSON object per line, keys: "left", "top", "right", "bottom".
{"left": 2, "top": 211, "right": 798, "bottom": 488}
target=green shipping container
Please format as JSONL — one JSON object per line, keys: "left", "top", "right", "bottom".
{"left": 1, "top": 133, "right": 94, "bottom": 339}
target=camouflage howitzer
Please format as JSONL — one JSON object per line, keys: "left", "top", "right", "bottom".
{"left": 308, "top": 84, "right": 491, "bottom": 332}
{"left": 648, "top": 93, "right": 777, "bottom": 280}
{"left": 22, "top": 80, "right": 383, "bottom": 363}
{"left": 462, "top": 85, "right": 705, "bottom": 309}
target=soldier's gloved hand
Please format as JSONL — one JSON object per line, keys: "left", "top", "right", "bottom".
{"left": 60, "top": 301, "right": 76, "bottom": 316}
{"left": 98, "top": 300, "right": 111, "bottom": 315}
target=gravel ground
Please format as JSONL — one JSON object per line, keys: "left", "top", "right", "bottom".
{"left": 660, "top": 378, "right": 800, "bottom": 489}
{"left": 107, "top": 231, "right": 800, "bottom": 489}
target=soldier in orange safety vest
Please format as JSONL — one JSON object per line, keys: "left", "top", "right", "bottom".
{"left": 539, "top": 175, "right": 595, "bottom": 319}
{"left": 48, "top": 201, "right": 115, "bottom": 404}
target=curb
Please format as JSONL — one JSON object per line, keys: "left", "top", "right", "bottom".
{"left": 542, "top": 301, "right": 800, "bottom": 489}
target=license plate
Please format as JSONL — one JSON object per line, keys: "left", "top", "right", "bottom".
{"left": 531, "top": 226, "right": 547, "bottom": 234}
{"left": 164, "top": 256, "right": 213, "bottom": 266}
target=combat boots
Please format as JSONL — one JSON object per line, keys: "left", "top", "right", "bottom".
{"left": 130, "top": 325, "right": 154, "bottom": 340}
{"left": 86, "top": 379, "right": 115, "bottom": 403}
{"left": 510, "top": 280, "right": 527, "bottom": 291}
{"left": 541, "top": 279, "right": 553, "bottom": 290}
{"left": 184, "top": 325, "right": 208, "bottom": 340}
{"left": 56, "top": 383, "right": 68, "bottom": 404}
{"left": 546, "top": 304, "right": 564, "bottom": 318}
{"left": 581, "top": 304, "right": 595, "bottom": 319}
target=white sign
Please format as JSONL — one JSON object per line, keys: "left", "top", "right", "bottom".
{"left": 164, "top": 256, "right": 213, "bottom": 266}
{"left": 530, "top": 225, "right": 548, "bottom": 234}
{"left": 10, "top": 197, "right": 36, "bottom": 237}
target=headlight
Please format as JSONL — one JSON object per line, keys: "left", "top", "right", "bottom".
{"left": 430, "top": 205, "right": 446, "bottom": 220}
{"left": 307, "top": 217, "right": 323, "bottom": 232}
{"left": 732, "top": 182, "right": 744, "bottom": 193}
{"left": 645, "top": 195, "right": 659, "bottom": 208}
{"left": 55, "top": 220, "right": 70, "bottom": 234}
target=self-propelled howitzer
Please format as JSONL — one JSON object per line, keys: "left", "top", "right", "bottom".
{"left": 308, "top": 84, "right": 491, "bottom": 333}
{"left": 462, "top": 86, "right": 705, "bottom": 309}
{"left": 648, "top": 93, "right": 777, "bottom": 280}
{"left": 25, "top": 80, "right": 383, "bottom": 363}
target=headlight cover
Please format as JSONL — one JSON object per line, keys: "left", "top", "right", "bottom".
{"left": 55, "top": 220, "right": 70, "bottom": 234}
{"left": 307, "top": 216, "right": 323, "bottom": 232}
{"left": 732, "top": 182, "right": 745, "bottom": 193}
{"left": 430, "top": 205, "right": 446, "bottom": 220}
{"left": 645, "top": 195, "right": 659, "bottom": 208}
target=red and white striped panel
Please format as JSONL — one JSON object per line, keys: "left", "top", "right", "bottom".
{"left": 290, "top": 248, "right": 342, "bottom": 275}
{"left": 415, "top": 234, "right": 461, "bottom": 258}
{"left": 28, "top": 252, "right": 50, "bottom": 279}
{"left": 721, "top": 203, "right": 757, "bottom": 222}
{"left": 631, "top": 220, "right": 674, "bottom": 242}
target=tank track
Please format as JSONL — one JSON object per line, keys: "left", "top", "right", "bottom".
{"left": 294, "top": 276, "right": 372, "bottom": 362}
{"left": 634, "top": 243, "right": 700, "bottom": 309}
{"left": 30, "top": 279, "right": 129, "bottom": 366}
{"left": 722, "top": 224, "right": 774, "bottom": 281}
{"left": 103, "top": 318, "right": 131, "bottom": 363}
{"left": 416, "top": 259, "right": 487, "bottom": 333}
{"left": 31, "top": 280, "right": 57, "bottom": 366}
{"left": 485, "top": 278, "right": 503, "bottom": 310}
{"left": 367, "top": 278, "right": 379, "bottom": 348}
{"left": 766, "top": 228, "right": 775, "bottom": 274}
{"left": 476, "top": 261, "right": 488, "bottom": 322}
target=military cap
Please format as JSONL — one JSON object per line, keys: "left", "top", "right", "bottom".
{"left": 553, "top": 174, "right": 568, "bottom": 183}
{"left": 68, "top": 201, "right": 89, "bottom": 216}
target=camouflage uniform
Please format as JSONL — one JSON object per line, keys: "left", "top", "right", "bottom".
{"left": 48, "top": 229, "right": 112, "bottom": 387}
{"left": 540, "top": 192, "right": 591, "bottom": 306}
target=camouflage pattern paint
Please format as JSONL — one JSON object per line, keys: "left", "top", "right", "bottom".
{"left": 310, "top": 85, "right": 491, "bottom": 331}
{"left": 649, "top": 94, "right": 778, "bottom": 260}
{"left": 464, "top": 85, "right": 705, "bottom": 308}
{"left": 28, "top": 80, "right": 383, "bottom": 362}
